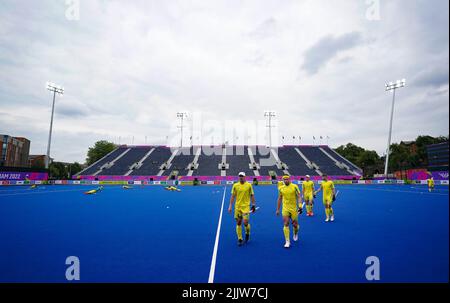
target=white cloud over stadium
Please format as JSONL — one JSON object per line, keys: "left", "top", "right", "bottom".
{"left": 0, "top": 0, "right": 448, "bottom": 163}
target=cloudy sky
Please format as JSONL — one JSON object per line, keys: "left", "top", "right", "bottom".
{"left": 0, "top": 0, "right": 448, "bottom": 163}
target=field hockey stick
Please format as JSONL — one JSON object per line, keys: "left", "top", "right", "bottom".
{"left": 298, "top": 202, "right": 306, "bottom": 214}
{"left": 333, "top": 190, "right": 340, "bottom": 201}
{"left": 242, "top": 206, "right": 260, "bottom": 215}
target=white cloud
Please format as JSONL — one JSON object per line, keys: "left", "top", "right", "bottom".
{"left": 0, "top": 0, "right": 448, "bottom": 163}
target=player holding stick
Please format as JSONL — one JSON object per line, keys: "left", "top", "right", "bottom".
{"left": 314, "top": 174, "right": 336, "bottom": 222}
{"left": 302, "top": 175, "right": 315, "bottom": 216}
{"left": 228, "top": 172, "right": 256, "bottom": 246}
{"left": 276, "top": 175, "right": 303, "bottom": 248}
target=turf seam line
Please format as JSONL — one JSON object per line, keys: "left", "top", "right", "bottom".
{"left": 208, "top": 186, "right": 226, "bottom": 283}
{"left": 341, "top": 187, "right": 449, "bottom": 196}
{"left": 0, "top": 188, "right": 88, "bottom": 197}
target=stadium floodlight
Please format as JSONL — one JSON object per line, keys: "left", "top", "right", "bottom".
{"left": 385, "top": 79, "right": 405, "bottom": 91}
{"left": 177, "top": 112, "right": 188, "bottom": 147}
{"left": 384, "top": 78, "right": 406, "bottom": 179}
{"left": 264, "top": 111, "right": 276, "bottom": 147}
{"left": 45, "top": 81, "right": 64, "bottom": 169}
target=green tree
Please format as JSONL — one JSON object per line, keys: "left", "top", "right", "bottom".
{"left": 86, "top": 141, "right": 117, "bottom": 166}
{"left": 48, "top": 162, "right": 67, "bottom": 179}
{"left": 335, "top": 143, "right": 365, "bottom": 164}
{"left": 388, "top": 143, "right": 410, "bottom": 171}
{"left": 335, "top": 143, "right": 383, "bottom": 178}
{"left": 48, "top": 162, "right": 84, "bottom": 179}
{"left": 30, "top": 157, "right": 45, "bottom": 169}
{"left": 357, "top": 150, "right": 380, "bottom": 167}
{"left": 70, "top": 162, "right": 83, "bottom": 176}
{"left": 335, "top": 135, "right": 448, "bottom": 177}
{"left": 387, "top": 135, "right": 448, "bottom": 172}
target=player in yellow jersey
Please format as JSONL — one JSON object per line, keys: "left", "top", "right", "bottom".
{"left": 314, "top": 174, "right": 336, "bottom": 222}
{"left": 276, "top": 175, "right": 303, "bottom": 248}
{"left": 302, "top": 175, "right": 315, "bottom": 216}
{"left": 228, "top": 172, "right": 256, "bottom": 246}
{"left": 427, "top": 176, "right": 435, "bottom": 192}
{"left": 84, "top": 186, "right": 104, "bottom": 195}
{"left": 165, "top": 185, "right": 181, "bottom": 192}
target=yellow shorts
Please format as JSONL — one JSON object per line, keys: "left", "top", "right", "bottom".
{"left": 303, "top": 193, "right": 313, "bottom": 202}
{"left": 282, "top": 209, "right": 298, "bottom": 221}
{"left": 234, "top": 207, "right": 250, "bottom": 220}
{"left": 323, "top": 196, "right": 333, "bottom": 206}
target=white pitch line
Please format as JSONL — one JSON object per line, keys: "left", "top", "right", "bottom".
{"left": 0, "top": 188, "right": 88, "bottom": 197}
{"left": 0, "top": 188, "right": 37, "bottom": 193}
{"left": 208, "top": 186, "right": 226, "bottom": 284}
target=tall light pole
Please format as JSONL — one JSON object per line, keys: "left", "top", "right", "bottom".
{"left": 384, "top": 79, "right": 406, "bottom": 178}
{"left": 177, "top": 112, "right": 188, "bottom": 147}
{"left": 45, "top": 82, "right": 64, "bottom": 169}
{"left": 264, "top": 111, "right": 276, "bottom": 147}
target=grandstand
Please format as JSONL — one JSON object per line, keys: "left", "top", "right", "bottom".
{"left": 78, "top": 146, "right": 129, "bottom": 176}
{"left": 129, "top": 146, "right": 172, "bottom": 176}
{"left": 77, "top": 145, "right": 362, "bottom": 179}
{"left": 162, "top": 147, "right": 198, "bottom": 178}
{"left": 193, "top": 145, "right": 223, "bottom": 177}
{"left": 427, "top": 142, "right": 449, "bottom": 172}
{"left": 277, "top": 146, "right": 317, "bottom": 176}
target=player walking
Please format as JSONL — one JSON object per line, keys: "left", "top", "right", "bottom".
{"left": 228, "top": 172, "right": 256, "bottom": 246}
{"left": 314, "top": 174, "right": 336, "bottom": 222}
{"left": 302, "top": 175, "right": 315, "bottom": 216}
{"left": 276, "top": 175, "right": 303, "bottom": 248}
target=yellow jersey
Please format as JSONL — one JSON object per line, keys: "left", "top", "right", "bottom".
{"left": 231, "top": 182, "right": 254, "bottom": 209}
{"left": 321, "top": 180, "right": 335, "bottom": 199}
{"left": 279, "top": 183, "right": 300, "bottom": 211}
{"left": 427, "top": 179, "right": 434, "bottom": 187}
{"left": 302, "top": 180, "right": 315, "bottom": 195}
{"left": 277, "top": 181, "right": 284, "bottom": 190}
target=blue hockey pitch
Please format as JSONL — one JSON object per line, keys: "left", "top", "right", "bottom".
{"left": 0, "top": 184, "right": 448, "bottom": 283}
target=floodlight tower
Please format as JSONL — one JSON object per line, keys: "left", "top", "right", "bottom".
{"left": 45, "top": 82, "right": 64, "bottom": 169}
{"left": 264, "top": 111, "right": 276, "bottom": 147}
{"left": 177, "top": 112, "right": 188, "bottom": 147}
{"left": 384, "top": 79, "right": 406, "bottom": 179}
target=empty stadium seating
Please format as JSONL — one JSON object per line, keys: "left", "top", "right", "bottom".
{"left": 130, "top": 146, "right": 172, "bottom": 176}
{"left": 78, "top": 145, "right": 360, "bottom": 178}
{"left": 277, "top": 146, "right": 317, "bottom": 176}
{"left": 193, "top": 146, "right": 223, "bottom": 176}
{"left": 78, "top": 146, "right": 128, "bottom": 176}
{"left": 322, "top": 146, "right": 362, "bottom": 173}
{"left": 298, "top": 146, "right": 352, "bottom": 175}
{"left": 226, "top": 146, "right": 254, "bottom": 176}
{"left": 101, "top": 147, "right": 152, "bottom": 176}
{"left": 251, "top": 146, "right": 284, "bottom": 177}
{"left": 162, "top": 147, "right": 196, "bottom": 176}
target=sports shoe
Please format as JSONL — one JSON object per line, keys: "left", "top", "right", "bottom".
{"left": 284, "top": 241, "right": 291, "bottom": 248}
{"left": 293, "top": 232, "right": 298, "bottom": 242}
{"left": 330, "top": 216, "right": 335, "bottom": 222}
{"left": 325, "top": 217, "right": 330, "bottom": 222}
{"left": 245, "top": 233, "right": 250, "bottom": 243}
{"left": 238, "top": 239, "right": 243, "bottom": 246}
